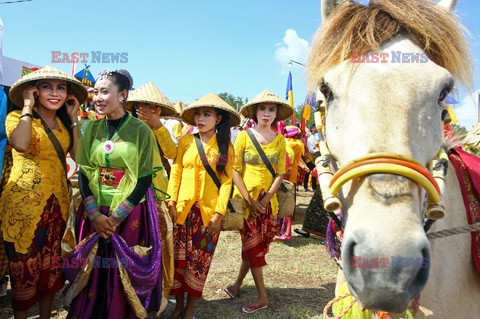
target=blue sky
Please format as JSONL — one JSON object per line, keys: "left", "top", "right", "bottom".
{"left": 1, "top": 0, "right": 479, "bottom": 128}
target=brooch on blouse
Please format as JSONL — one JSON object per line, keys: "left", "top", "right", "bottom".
{"left": 103, "top": 140, "right": 115, "bottom": 154}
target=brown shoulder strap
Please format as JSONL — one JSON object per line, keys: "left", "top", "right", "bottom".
{"left": 32, "top": 110, "right": 68, "bottom": 176}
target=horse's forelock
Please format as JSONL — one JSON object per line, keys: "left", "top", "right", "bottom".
{"left": 306, "top": 0, "right": 472, "bottom": 92}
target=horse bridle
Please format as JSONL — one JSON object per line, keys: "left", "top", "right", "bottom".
{"left": 315, "top": 142, "right": 448, "bottom": 225}
{"left": 329, "top": 153, "right": 441, "bottom": 203}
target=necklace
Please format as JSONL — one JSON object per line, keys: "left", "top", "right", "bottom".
{"left": 103, "top": 114, "right": 129, "bottom": 166}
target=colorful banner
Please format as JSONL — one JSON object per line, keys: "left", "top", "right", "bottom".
{"left": 21, "top": 66, "right": 39, "bottom": 77}
{"left": 74, "top": 68, "right": 95, "bottom": 87}
{"left": 301, "top": 91, "right": 316, "bottom": 133}
{"left": 286, "top": 71, "right": 296, "bottom": 125}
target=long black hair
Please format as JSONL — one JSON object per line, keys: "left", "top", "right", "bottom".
{"left": 215, "top": 108, "right": 231, "bottom": 174}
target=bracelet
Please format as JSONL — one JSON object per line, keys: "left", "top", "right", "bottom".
{"left": 258, "top": 201, "right": 266, "bottom": 209}
{"left": 110, "top": 199, "right": 135, "bottom": 223}
{"left": 83, "top": 195, "right": 101, "bottom": 221}
{"left": 20, "top": 113, "right": 33, "bottom": 120}
{"left": 70, "top": 122, "right": 79, "bottom": 128}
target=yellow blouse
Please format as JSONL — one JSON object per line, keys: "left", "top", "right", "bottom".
{"left": 232, "top": 130, "right": 286, "bottom": 218}
{"left": 287, "top": 137, "right": 305, "bottom": 183}
{"left": 153, "top": 126, "right": 177, "bottom": 159}
{"left": 0, "top": 111, "right": 70, "bottom": 254}
{"left": 172, "top": 123, "right": 182, "bottom": 141}
{"left": 167, "top": 133, "right": 233, "bottom": 226}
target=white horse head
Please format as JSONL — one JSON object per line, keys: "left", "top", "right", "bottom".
{"left": 307, "top": 0, "right": 474, "bottom": 314}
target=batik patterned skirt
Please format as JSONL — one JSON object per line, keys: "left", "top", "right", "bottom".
{"left": 302, "top": 187, "right": 329, "bottom": 237}
{"left": 4, "top": 194, "right": 65, "bottom": 311}
{"left": 241, "top": 192, "right": 279, "bottom": 268}
{"left": 170, "top": 203, "right": 220, "bottom": 298}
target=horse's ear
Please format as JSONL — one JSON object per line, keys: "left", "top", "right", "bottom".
{"left": 321, "top": 0, "right": 342, "bottom": 22}
{"left": 437, "top": 0, "right": 458, "bottom": 12}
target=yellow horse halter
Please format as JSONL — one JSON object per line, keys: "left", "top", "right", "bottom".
{"left": 329, "top": 153, "right": 441, "bottom": 203}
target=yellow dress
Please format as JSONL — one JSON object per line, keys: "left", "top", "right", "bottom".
{"left": 167, "top": 133, "right": 233, "bottom": 226}
{"left": 286, "top": 137, "right": 305, "bottom": 184}
{"left": 0, "top": 111, "right": 70, "bottom": 254}
{"left": 232, "top": 130, "right": 286, "bottom": 218}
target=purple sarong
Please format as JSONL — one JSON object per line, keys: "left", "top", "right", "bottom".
{"left": 64, "top": 188, "right": 162, "bottom": 319}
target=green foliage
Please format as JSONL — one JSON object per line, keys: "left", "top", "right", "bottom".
{"left": 285, "top": 103, "right": 316, "bottom": 130}
{"left": 452, "top": 123, "right": 468, "bottom": 136}
{"left": 218, "top": 92, "right": 248, "bottom": 112}
{"left": 452, "top": 123, "right": 480, "bottom": 156}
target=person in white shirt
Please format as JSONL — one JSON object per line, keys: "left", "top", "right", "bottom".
{"left": 304, "top": 124, "right": 318, "bottom": 191}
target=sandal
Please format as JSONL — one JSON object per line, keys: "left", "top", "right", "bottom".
{"left": 242, "top": 303, "right": 269, "bottom": 314}
{"left": 224, "top": 284, "right": 238, "bottom": 299}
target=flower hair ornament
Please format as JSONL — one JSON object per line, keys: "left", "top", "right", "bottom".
{"left": 96, "top": 68, "right": 134, "bottom": 89}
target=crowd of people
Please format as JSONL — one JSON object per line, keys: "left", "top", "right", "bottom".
{"left": 0, "top": 66, "right": 330, "bottom": 319}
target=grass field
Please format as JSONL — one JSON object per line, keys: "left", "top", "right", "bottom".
{"left": 0, "top": 190, "right": 339, "bottom": 319}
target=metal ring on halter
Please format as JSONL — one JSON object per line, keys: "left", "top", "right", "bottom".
{"left": 329, "top": 155, "right": 441, "bottom": 203}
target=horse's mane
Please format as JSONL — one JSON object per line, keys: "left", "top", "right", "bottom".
{"left": 306, "top": 0, "right": 472, "bottom": 90}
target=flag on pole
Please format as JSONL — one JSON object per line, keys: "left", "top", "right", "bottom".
{"left": 446, "top": 104, "right": 459, "bottom": 123}
{"left": 21, "top": 66, "right": 39, "bottom": 77}
{"left": 286, "top": 71, "right": 296, "bottom": 125}
{"left": 301, "top": 91, "right": 315, "bottom": 133}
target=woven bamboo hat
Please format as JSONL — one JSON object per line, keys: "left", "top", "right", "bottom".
{"left": 9, "top": 65, "right": 88, "bottom": 107}
{"left": 173, "top": 101, "right": 187, "bottom": 117}
{"left": 241, "top": 89, "right": 293, "bottom": 121}
{"left": 124, "top": 82, "right": 176, "bottom": 116}
{"left": 182, "top": 92, "right": 240, "bottom": 127}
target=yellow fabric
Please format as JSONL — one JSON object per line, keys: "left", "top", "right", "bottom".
{"left": 167, "top": 133, "right": 233, "bottom": 226}
{"left": 302, "top": 103, "right": 311, "bottom": 120}
{"left": 153, "top": 126, "right": 177, "bottom": 159}
{"left": 286, "top": 145, "right": 295, "bottom": 173}
{"left": 232, "top": 130, "right": 286, "bottom": 218}
{"left": 0, "top": 110, "right": 71, "bottom": 254}
{"left": 172, "top": 123, "right": 182, "bottom": 140}
{"left": 156, "top": 200, "right": 174, "bottom": 301}
{"left": 447, "top": 104, "right": 459, "bottom": 123}
{"left": 286, "top": 137, "right": 305, "bottom": 184}
{"left": 332, "top": 282, "right": 373, "bottom": 318}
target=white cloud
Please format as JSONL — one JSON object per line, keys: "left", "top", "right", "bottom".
{"left": 274, "top": 29, "right": 310, "bottom": 74}
{"left": 453, "top": 90, "right": 479, "bottom": 130}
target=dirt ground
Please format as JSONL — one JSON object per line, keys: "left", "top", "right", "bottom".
{"left": 0, "top": 190, "right": 339, "bottom": 319}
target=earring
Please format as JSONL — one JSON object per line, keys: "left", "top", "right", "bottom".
{"left": 119, "top": 98, "right": 124, "bottom": 103}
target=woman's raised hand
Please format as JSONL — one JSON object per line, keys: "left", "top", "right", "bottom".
{"left": 22, "top": 85, "right": 38, "bottom": 107}
{"left": 65, "top": 94, "right": 80, "bottom": 122}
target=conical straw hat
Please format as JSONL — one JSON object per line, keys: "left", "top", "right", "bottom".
{"left": 124, "top": 82, "right": 176, "bottom": 116}
{"left": 182, "top": 92, "right": 240, "bottom": 127}
{"left": 241, "top": 89, "right": 293, "bottom": 121}
{"left": 9, "top": 65, "right": 88, "bottom": 107}
{"left": 174, "top": 101, "right": 187, "bottom": 116}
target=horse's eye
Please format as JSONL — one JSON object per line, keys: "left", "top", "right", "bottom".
{"left": 320, "top": 80, "right": 334, "bottom": 103}
{"left": 438, "top": 89, "right": 449, "bottom": 104}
